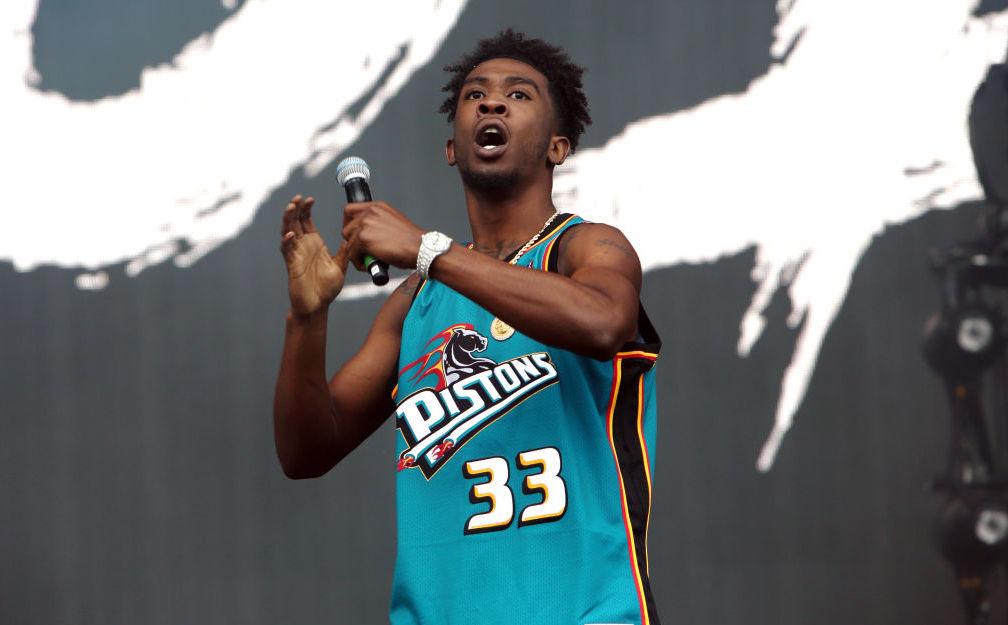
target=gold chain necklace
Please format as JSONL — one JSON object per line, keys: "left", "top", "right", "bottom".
{"left": 508, "top": 210, "right": 561, "bottom": 265}
{"left": 490, "top": 210, "right": 561, "bottom": 342}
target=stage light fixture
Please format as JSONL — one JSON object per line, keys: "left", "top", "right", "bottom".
{"left": 924, "top": 304, "right": 1005, "bottom": 378}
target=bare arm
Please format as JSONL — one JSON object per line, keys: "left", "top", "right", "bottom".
{"left": 272, "top": 194, "right": 415, "bottom": 479}
{"left": 429, "top": 223, "right": 641, "bottom": 360}
{"left": 273, "top": 276, "right": 416, "bottom": 479}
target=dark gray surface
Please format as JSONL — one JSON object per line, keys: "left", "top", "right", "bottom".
{"left": 3, "top": 1, "right": 1001, "bottom": 623}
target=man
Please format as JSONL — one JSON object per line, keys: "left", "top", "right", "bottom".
{"left": 274, "top": 30, "right": 662, "bottom": 625}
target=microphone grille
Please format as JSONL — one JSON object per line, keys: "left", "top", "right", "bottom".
{"left": 336, "top": 156, "right": 370, "bottom": 186}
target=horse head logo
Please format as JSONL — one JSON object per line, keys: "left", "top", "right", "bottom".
{"left": 442, "top": 328, "right": 496, "bottom": 385}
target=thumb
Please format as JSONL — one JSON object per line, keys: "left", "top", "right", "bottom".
{"left": 332, "top": 240, "right": 350, "bottom": 273}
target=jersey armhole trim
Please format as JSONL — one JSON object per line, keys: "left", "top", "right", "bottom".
{"left": 410, "top": 277, "right": 427, "bottom": 303}
{"left": 543, "top": 217, "right": 588, "bottom": 274}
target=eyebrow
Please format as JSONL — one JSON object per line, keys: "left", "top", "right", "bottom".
{"left": 462, "top": 75, "right": 542, "bottom": 94}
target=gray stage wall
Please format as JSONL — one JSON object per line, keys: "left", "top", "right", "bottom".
{"left": 3, "top": 1, "right": 1006, "bottom": 624}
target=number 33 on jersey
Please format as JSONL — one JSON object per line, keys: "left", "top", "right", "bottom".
{"left": 463, "top": 446, "right": 567, "bottom": 534}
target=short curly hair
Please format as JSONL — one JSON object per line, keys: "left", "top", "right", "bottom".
{"left": 439, "top": 29, "right": 592, "bottom": 153}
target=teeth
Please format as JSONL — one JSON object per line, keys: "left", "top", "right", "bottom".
{"left": 477, "top": 125, "right": 504, "bottom": 151}
{"left": 478, "top": 127, "right": 503, "bottom": 144}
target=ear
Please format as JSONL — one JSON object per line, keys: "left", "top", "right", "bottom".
{"left": 445, "top": 138, "right": 456, "bottom": 167}
{"left": 547, "top": 135, "right": 571, "bottom": 167}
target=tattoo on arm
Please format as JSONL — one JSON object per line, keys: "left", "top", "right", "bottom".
{"left": 396, "top": 274, "right": 419, "bottom": 297}
{"left": 588, "top": 237, "right": 637, "bottom": 260}
{"left": 474, "top": 240, "right": 524, "bottom": 261}
{"left": 556, "top": 225, "right": 640, "bottom": 276}
{"left": 594, "top": 238, "right": 637, "bottom": 260}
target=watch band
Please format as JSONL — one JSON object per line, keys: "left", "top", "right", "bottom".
{"left": 417, "top": 231, "right": 453, "bottom": 279}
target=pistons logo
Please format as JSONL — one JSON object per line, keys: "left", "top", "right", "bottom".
{"left": 398, "top": 324, "right": 496, "bottom": 391}
{"left": 395, "top": 325, "right": 559, "bottom": 479}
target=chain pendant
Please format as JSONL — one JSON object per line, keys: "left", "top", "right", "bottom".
{"left": 490, "top": 317, "right": 515, "bottom": 341}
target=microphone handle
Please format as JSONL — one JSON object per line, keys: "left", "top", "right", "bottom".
{"left": 344, "top": 178, "right": 390, "bottom": 286}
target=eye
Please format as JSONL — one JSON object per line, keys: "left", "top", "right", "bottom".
{"left": 464, "top": 90, "right": 484, "bottom": 100}
{"left": 509, "top": 90, "right": 530, "bottom": 100}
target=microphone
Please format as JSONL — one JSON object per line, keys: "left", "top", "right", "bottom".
{"left": 335, "top": 156, "right": 390, "bottom": 286}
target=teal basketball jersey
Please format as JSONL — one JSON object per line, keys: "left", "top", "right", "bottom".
{"left": 390, "top": 214, "right": 662, "bottom": 625}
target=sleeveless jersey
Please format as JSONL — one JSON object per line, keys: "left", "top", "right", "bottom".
{"left": 390, "top": 214, "right": 662, "bottom": 625}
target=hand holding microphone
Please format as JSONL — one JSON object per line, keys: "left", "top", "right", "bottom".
{"left": 336, "top": 156, "right": 429, "bottom": 281}
{"left": 279, "top": 157, "right": 427, "bottom": 315}
{"left": 336, "top": 157, "right": 389, "bottom": 285}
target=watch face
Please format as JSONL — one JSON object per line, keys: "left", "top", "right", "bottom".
{"left": 426, "top": 232, "right": 449, "bottom": 252}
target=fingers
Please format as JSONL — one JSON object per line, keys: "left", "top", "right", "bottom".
{"left": 332, "top": 240, "right": 350, "bottom": 273}
{"left": 341, "top": 210, "right": 371, "bottom": 272}
{"left": 344, "top": 227, "right": 364, "bottom": 271}
{"left": 281, "top": 195, "right": 305, "bottom": 239}
{"left": 279, "top": 230, "right": 296, "bottom": 259}
{"left": 343, "top": 200, "right": 393, "bottom": 224}
{"left": 299, "top": 197, "right": 316, "bottom": 234}
{"left": 342, "top": 212, "right": 364, "bottom": 241}
{"left": 343, "top": 201, "right": 366, "bottom": 228}
{"left": 280, "top": 195, "right": 318, "bottom": 259}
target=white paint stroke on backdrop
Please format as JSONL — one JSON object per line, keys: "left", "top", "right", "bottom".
{"left": 0, "top": 0, "right": 467, "bottom": 274}
{"left": 2, "top": 0, "right": 1006, "bottom": 473}
{"left": 553, "top": 0, "right": 1008, "bottom": 471}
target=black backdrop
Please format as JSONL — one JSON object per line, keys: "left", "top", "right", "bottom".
{"left": 4, "top": 1, "right": 1006, "bottom": 623}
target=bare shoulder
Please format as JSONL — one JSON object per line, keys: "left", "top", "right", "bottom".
{"left": 557, "top": 222, "right": 642, "bottom": 287}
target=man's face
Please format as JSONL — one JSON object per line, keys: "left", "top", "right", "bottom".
{"left": 446, "top": 57, "right": 564, "bottom": 192}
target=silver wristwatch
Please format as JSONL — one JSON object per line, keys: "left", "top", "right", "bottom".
{"left": 416, "top": 231, "right": 453, "bottom": 279}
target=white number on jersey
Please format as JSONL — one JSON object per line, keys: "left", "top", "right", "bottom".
{"left": 517, "top": 446, "right": 567, "bottom": 526}
{"left": 462, "top": 446, "right": 567, "bottom": 535}
{"left": 463, "top": 456, "right": 513, "bottom": 534}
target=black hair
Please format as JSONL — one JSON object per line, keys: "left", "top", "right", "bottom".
{"left": 439, "top": 29, "right": 592, "bottom": 153}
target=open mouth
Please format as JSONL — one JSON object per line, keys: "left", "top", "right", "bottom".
{"left": 474, "top": 121, "right": 509, "bottom": 156}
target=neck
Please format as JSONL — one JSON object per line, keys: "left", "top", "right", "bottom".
{"left": 464, "top": 175, "right": 558, "bottom": 260}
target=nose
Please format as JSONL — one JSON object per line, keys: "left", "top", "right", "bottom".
{"left": 478, "top": 98, "right": 507, "bottom": 116}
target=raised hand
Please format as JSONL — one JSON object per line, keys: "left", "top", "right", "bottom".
{"left": 280, "top": 195, "right": 348, "bottom": 316}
